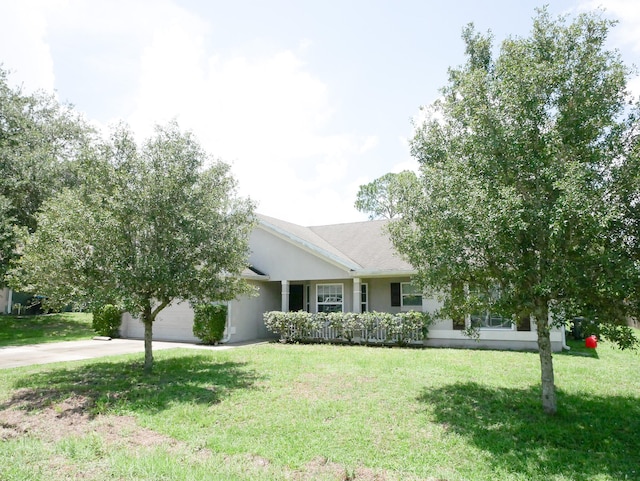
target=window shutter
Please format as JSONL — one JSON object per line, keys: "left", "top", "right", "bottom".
{"left": 391, "top": 283, "right": 401, "bottom": 307}
{"left": 517, "top": 314, "right": 531, "bottom": 331}
{"left": 452, "top": 318, "right": 465, "bottom": 330}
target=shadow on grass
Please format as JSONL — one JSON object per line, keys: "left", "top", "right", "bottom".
{"left": 0, "top": 313, "right": 94, "bottom": 347}
{"left": 1, "top": 353, "right": 260, "bottom": 416}
{"left": 559, "top": 339, "right": 600, "bottom": 359}
{"left": 418, "top": 382, "right": 640, "bottom": 480}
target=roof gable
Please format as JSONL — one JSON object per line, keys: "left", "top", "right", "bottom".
{"left": 256, "top": 214, "right": 414, "bottom": 275}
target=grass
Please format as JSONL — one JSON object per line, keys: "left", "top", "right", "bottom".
{"left": 0, "top": 312, "right": 94, "bottom": 347}
{"left": 0, "top": 337, "right": 639, "bottom": 480}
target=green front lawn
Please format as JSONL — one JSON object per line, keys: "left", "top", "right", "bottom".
{"left": 0, "top": 340, "right": 638, "bottom": 480}
{"left": 0, "top": 312, "right": 94, "bottom": 347}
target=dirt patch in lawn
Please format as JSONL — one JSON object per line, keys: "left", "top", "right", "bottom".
{"left": 0, "top": 388, "right": 178, "bottom": 451}
{"left": 2, "top": 389, "right": 439, "bottom": 481}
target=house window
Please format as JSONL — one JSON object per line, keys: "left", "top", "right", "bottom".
{"left": 469, "top": 286, "right": 513, "bottom": 329}
{"left": 306, "top": 285, "right": 311, "bottom": 312}
{"left": 401, "top": 282, "right": 422, "bottom": 309}
{"left": 470, "top": 312, "right": 513, "bottom": 329}
{"left": 361, "top": 283, "right": 368, "bottom": 312}
{"left": 317, "top": 284, "right": 343, "bottom": 313}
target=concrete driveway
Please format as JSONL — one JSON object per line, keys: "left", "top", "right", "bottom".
{"left": 0, "top": 338, "right": 241, "bottom": 369}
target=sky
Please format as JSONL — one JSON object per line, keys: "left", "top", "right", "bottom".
{"left": 1, "top": 0, "right": 639, "bottom": 226}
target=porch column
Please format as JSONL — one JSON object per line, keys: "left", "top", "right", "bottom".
{"left": 353, "top": 277, "right": 362, "bottom": 314}
{"left": 281, "top": 280, "right": 290, "bottom": 312}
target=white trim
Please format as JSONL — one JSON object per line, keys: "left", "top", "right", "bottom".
{"left": 353, "top": 277, "right": 362, "bottom": 314}
{"left": 353, "top": 269, "right": 417, "bottom": 278}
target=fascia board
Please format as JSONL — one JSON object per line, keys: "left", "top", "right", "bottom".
{"left": 351, "top": 269, "right": 417, "bottom": 278}
{"left": 241, "top": 273, "right": 271, "bottom": 281}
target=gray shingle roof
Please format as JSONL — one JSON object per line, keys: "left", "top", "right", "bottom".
{"left": 257, "top": 214, "right": 413, "bottom": 273}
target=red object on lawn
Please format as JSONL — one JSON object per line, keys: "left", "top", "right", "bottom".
{"left": 585, "top": 335, "right": 598, "bottom": 349}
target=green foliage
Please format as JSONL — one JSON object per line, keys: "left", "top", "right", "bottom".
{"left": 1, "top": 343, "right": 638, "bottom": 480}
{"left": 192, "top": 303, "right": 228, "bottom": 344}
{"left": 389, "top": 7, "right": 639, "bottom": 413}
{"left": 8, "top": 121, "right": 256, "bottom": 371}
{"left": 354, "top": 170, "right": 419, "bottom": 220}
{"left": 0, "top": 67, "right": 94, "bottom": 280}
{"left": 263, "top": 310, "right": 432, "bottom": 345}
{"left": 91, "top": 304, "right": 122, "bottom": 337}
{"left": 0, "top": 312, "right": 94, "bottom": 346}
{"left": 578, "top": 320, "right": 639, "bottom": 351}
{"left": 263, "top": 310, "right": 317, "bottom": 342}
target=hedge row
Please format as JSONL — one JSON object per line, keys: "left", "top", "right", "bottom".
{"left": 263, "top": 310, "right": 432, "bottom": 346}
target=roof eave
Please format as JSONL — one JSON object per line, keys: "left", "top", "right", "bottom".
{"left": 352, "top": 269, "right": 417, "bottom": 278}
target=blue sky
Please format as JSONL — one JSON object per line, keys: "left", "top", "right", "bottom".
{"left": 1, "top": 0, "right": 638, "bottom": 225}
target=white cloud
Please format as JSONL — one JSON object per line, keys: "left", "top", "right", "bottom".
{"left": 123, "top": 6, "right": 375, "bottom": 225}
{"left": 0, "top": 0, "right": 58, "bottom": 93}
{"left": 0, "top": 0, "right": 376, "bottom": 225}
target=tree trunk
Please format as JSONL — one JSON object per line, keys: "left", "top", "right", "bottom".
{"left": 142, "top": 304, "right": 154, "bottom": 374}
{"left": 535, "top": 301, "right": 557, "bottom": 415}
{"left": 141, "top": 298, "right": 171, "bottom": 374}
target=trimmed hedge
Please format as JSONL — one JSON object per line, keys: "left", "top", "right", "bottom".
{"left": 92, "top": 304, "right": 122, "bottom": 337}
{"left": 193, "top": 303, "right": 228, "bottom": 344}
{"left": 263, "top": 310, "right": 432, "bottom": 346}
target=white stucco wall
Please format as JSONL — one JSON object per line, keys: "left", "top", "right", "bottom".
{"left": 120, "top": 300, "right": 199, "bottom": 343}
{"left": 0, "top": 288, "right": 10, "bottom": 314}
{"left": 425, "top": 328, "right": 563, "bottom": 352}
{"left": 249, "top": 228, "right": 350, "bottom": 281}
{"left": 119, "top": 280, "right": 280, "bottom": 344}
{"left": 228, "top": 280, "right": 280, "bottom": 342}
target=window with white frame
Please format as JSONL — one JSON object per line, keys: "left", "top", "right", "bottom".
{"left": 468, "top": 286, "right": 513, "bottom": 329}
{"left": 317, "top": 284, "right": 343, "bottom": 313}
{"left": 470, "top": 312, "right": 513, "bottom": 329}
{"left": 401, "top": 282, "right": 422, "bottom": 309}
{"left": 361, "top": 283, "right": 368, "bottom": 312}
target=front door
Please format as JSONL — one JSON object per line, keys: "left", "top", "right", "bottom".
{"left": 289, "top": 284, "right": 304, "bottom": 312}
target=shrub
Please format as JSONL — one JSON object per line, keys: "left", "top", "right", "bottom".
{"left": 391, "top": 311, "right": 432, "bottom": 345}
{"left": 363, "top": 311, "right": 394, "bottom": 343}
{"left": 264, "top": 310, "right": 315, "bottom": 341}
{"left": 263, "top": 310, "right": 290, "bottom": 339}
{"left": 92, "top": 304, "right": 122, "bottom": 337}
{"left": 264, "top": 310, "right": 432, "bottom": 346}
{"left": 193, "top": 303, "right": 228, "bottom": 344}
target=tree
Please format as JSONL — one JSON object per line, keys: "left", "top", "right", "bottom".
{"left": 0, "top": 66, "right": 93, "bottom": 279}
{"left": 389, "top": 9, "right": 639, "bottom": 414}
{"left": 9, "top": 122, "right": 256, "bottom": 372}
{"left": 354, "top": 171, "right": 418, "bottom": 219}
{"left": 612, "top": 127, "right": 640, "bottom": 326}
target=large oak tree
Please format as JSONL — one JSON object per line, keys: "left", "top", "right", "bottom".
{"left": 389, "top": 9, "right": 639, "bottom": 414}
{"left": 10, "top": 122, "right": 256, "bottom": 372}
{"left": 0, "top": 67, "right": 93, "bottom": 280}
